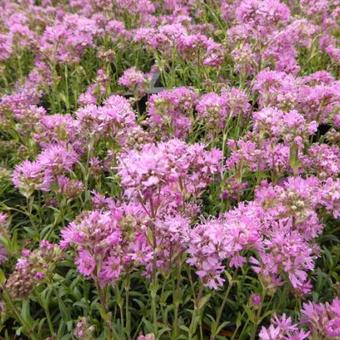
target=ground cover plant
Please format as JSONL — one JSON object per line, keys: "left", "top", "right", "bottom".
{"left": 0, "top": 0, "right": 339, "bottom": 339}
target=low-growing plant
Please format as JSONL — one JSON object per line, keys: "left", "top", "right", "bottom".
{"left": 0, "top": 0, "right": 339, "bottom": 339}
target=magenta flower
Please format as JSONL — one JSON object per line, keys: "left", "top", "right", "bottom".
{"left": 187, "top": 209, "right": 261, "bottom": 289}
{"left": 40, "top": 14, "right": 99, "bottom": 64}
{"left": 196, "top": 92, "right": 228, "bottom": 130}
{"left": 301, "top": 298, "right": 340, "bottom": 338}
{"left": 146, "top": 87, "right": 198, "bottom": 139}
{"left": 118, "top": 67, "right": 150, "bottom": 97}
{"left": 251, "top": 220, "right": 316, "bottom": 295}
{"left": 61, "top": 210, "right": 125, "bottom": 286}
{"left": 37, "top": 144, "right": 79, "bottom": 175}
{"left": 12, "top": 160, "right": 53, "bottom": 197}
{"left": 259, "top": 314, "right": 309, "bottom": 340}
{"left": 250, "top": 293, "right": 262, "bottom": 307}
{"left": 34, "top": 114, "right": 80, "bottom": 148}
{"left": 320, "top": 178, "right": 340, "bottom": 218}
{"left": 118, "top": 139, "right": 221, "bottom": 216}
{"left": 76, "top": 95, "right": 137, "bottom": 145}
{"left": 76, "top": 250, "right": 96, "bottom": 277}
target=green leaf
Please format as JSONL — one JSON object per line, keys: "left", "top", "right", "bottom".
{"left": 21, "top": 300, "right": 32, "bottom": 325}
{"left": 198, "top": 293, "right": 211, "bottom": 310}
{"left": 58, "top": 296, "right": 71, "bottom": 321}
{"left": 0, "top": 269, "right": 6, "bottom": 284}
{"left": 215, "top": 321, "right": 230, "bottom": 335}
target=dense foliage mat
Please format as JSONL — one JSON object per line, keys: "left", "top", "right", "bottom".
{"left": 0, "top": 0, "right": 339, "bottom": 339}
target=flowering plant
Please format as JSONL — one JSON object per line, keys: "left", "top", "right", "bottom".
{"left": 0, "top": 0, "right": 339, "bottom": 339}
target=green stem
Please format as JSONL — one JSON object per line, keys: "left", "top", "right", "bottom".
{"left": 172, "top": 260, "right": 182, "bottom": 339}
{"left": 36, "top": 292, "right": 55, "bottom": 337}
{"left": 189, "top": 285, "right": 204, "bottom": 338}
{"left": 114, "top": 284, "right": 124, "bottom": 333}
{"left": 16, "top": 53, "right": 23, "bottom": 81}
{"left": 250, "top": 287, "right": 267, "bottom": 340}
{"left": 231, "top": 310, "right": 246, "bottom": 340}
{"left": 211, "top": 281, "right": 233, "bottom": 338}
{"left": 64, "top": 65, "right": 70, "bottom": 112}
{"left": 26, "top": 196, "right": 39, "bottom": 241}
{"left": 2, "top": 289, "right": 39, "bottom": 340}
{"left": 150, "top": 275, "right": 159, "bottom": 336}
{"left": 95, "top": 280, "right": 114, "bottom": 340}
{"left": 125, "top": 276, "right": 131, "bottom": 339}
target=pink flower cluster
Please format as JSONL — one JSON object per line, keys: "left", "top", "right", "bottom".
{"left": 260, "top": 297, "right": 340, "bottom": 339}
{"left": 254, "top": 70, "right": 340, "bottom": 125}
{"left": 78, "top": 69, "right": 110, "bottom": 106}
{"left": 61, "top": 210, "right": 125, "bottom": 286}
{"left": 5, "top": 241, "right": 62, "bottom": 299}
{"left": 187, "top": 211, "right": 260, "bottom": 289}
{"left": 12, "top": 144, "right": 79, "bottom": 198}
{"left": 187, "top": 174, "right": 339, "bottom": 294}
{"left": 40, "top": 14, "right": 99, "bottom": 64}
{"left": 259, "top": 314, "right": 310, "bottom": 340}
{"left": 118, "top": 139, "right": 221, "bottom": 215}
{"left": 134, "top": 23, "right": 224, "bottom": 66}
{"left": 0, "top": 0, "right": 339, "bottom": 337}
{"left": 196, "top": 87, "right": 250, "bottom": 131}
{"left": 76, "top": 95, "right": 137, "bottom": 145}
{"left": 146, "top": 87, "right": 198, "bottom": 139}
{"left": 118, "top": 67, "right": 151, "bottom": 97}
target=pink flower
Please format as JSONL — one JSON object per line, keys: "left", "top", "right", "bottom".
{"left": 40, "top": 14, "right": 99, "bottom": 64}
{"left": 250, "top": 293, "right": 262, "bottom": 307}
{"left": 34, "top": 114, "right": 80, "bottom": 148}
{"left": 259, "top": 314, "right": 309, "bottom": 340}
{"left": 76, "top": 95, "right": 137, "bottom": 145}
{"left": 57, "top": 176, "right": 84, "bottom": 198}
{"left": 76, "top": 250, "right": 96, "bottom": 277}
{"left": 252, "top": 221, "right": 316, "bottom": 295}
{"left": 320, "top": 178, "right": 340, "bottom": 218}
{"left": 118, "top": 67, "right": 150, "bottom": 96}
{"left": 187, "top": 209, "right": 261, "bottom": 289}
{"left": 300, "top": 298, "right": 340, "bottom": 338}
{"left": 118, "top": 139, "right": 221, "bottom": 215}
{"left": 146, "top": 87, "right": 198, "bottom": 139}
{"left": 78, "top": 69, "right": 110, "bottom": 106}
{"left": 12, "top": 160, "right": 53, "bottom": 197}
{"left": 37, "top": 144, "right": 79, "bottom": 175}
{"left": 196, "top": 92, "right": 228, "bottom": 130}
{"left": 0, "top": 33, "right": 12, "bottom": 61}
{"left": 137, "top": 334, "right": 155, "bottom": 340}
{"left": 236, "top": 0, "right": 290, "bottom": 38}
{"left": 61, "top": 210, "right": 124, "bottom": 286}
{"left": 302, "top": 144, "right": 340, "bottom": 179}
{"left": 5, "top": 241, "right": 62, "bottom": 299}
{"left": 34, "top": 272, "right": 45, "bottom": 280}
